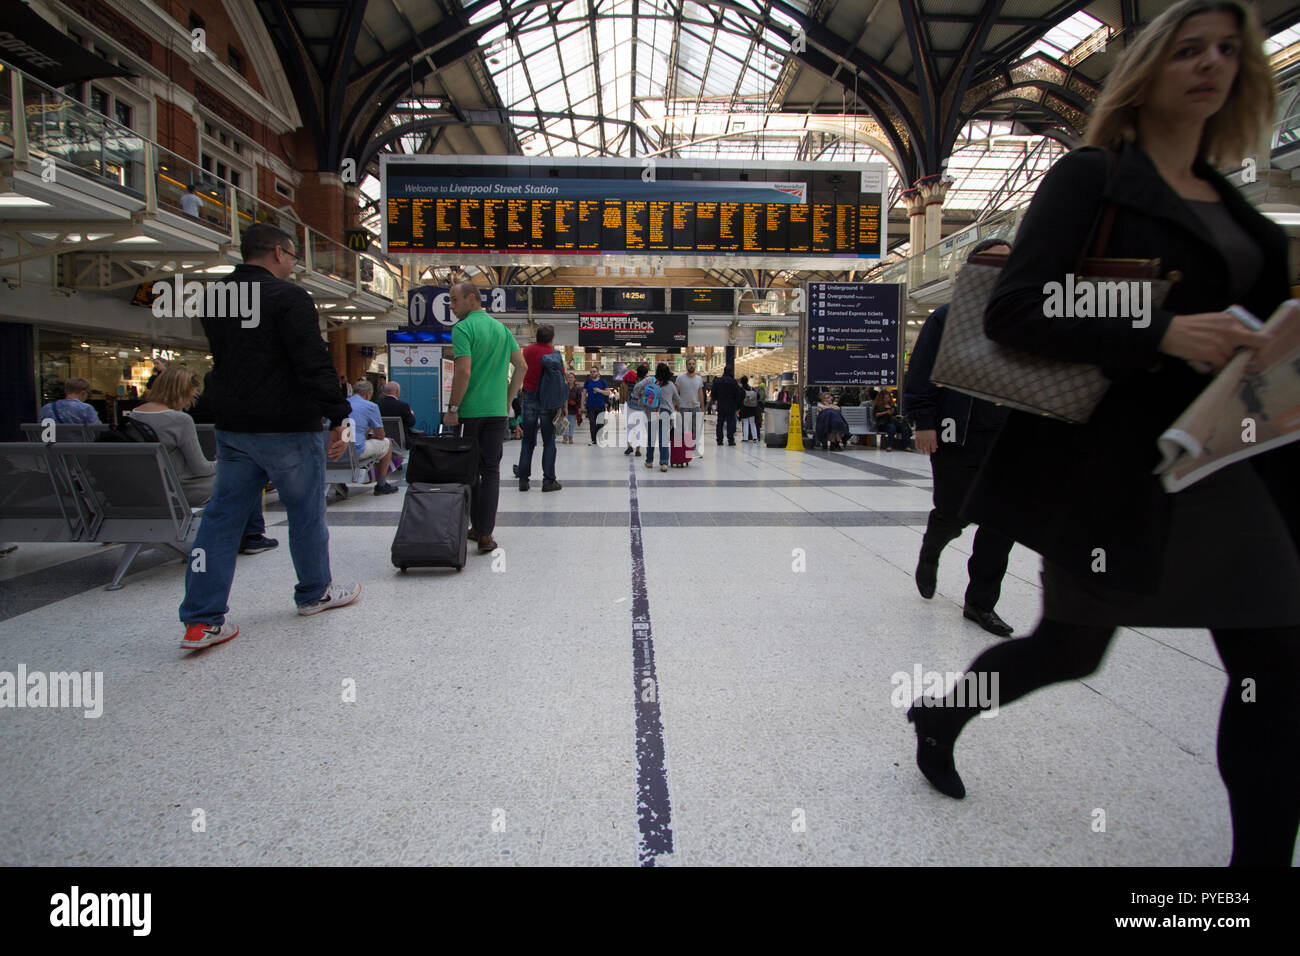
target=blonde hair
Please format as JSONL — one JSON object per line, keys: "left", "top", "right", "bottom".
{"left": 1084, "top": 0, "right": 1274, "bottom": 165}
{"left": 145, "top": 366, "right": 201, "bottom": 410}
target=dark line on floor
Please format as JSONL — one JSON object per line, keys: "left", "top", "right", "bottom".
{"left": 627, "top": 458, "right": 674, "bottom": 866}
{"left": 296, "top": 510, "right": 931, "bottom": 528}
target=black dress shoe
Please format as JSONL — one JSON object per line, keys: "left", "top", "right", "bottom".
{"left": 915, "top": 559, "right": 938, "bottom": 599}
{"left": 963, "top": 605, "right": 1014, "bottom": 637}
{"left": 907, "top": 703, "right": 966, "bottom": 799}
{"left": 512, "top": 464, "right": 519, "bottom": 477}
{"left": 519, "top": 477, "right": 530, "bottom": 491}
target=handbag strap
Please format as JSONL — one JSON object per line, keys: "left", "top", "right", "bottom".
{"left": 1073, "top": 149, "right": 1121, "bottom": 272}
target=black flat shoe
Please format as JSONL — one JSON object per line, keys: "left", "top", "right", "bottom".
{"left": 915, "top": 559, "right": 937, "bottom": 599}
{"left": 907, "top": 704, "right": 966, "bottom": 799}
{"left": 624, "top": 447, "right": 634, "bottom": 455}
{"left": 963, "top": 605, "right": 1014, "bottom": 637}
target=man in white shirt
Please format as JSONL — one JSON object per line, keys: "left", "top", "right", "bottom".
{"left": 674, "top": 358, "right": 706, "bottom": 460}
{"left": 180, "top": 184, "right": 202, "bottom": 218}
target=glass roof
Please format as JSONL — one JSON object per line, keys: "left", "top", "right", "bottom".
{"left": 462, "top": 0, "right": 809, "bottom": 157}
{"left": 1021, "top": 11, "right": 1105, "bottom": 62}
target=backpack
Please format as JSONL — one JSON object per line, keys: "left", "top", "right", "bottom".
{"left": 537, "top": 351, "right": 568, "bottom": 410}
{"left": 96, "top": 416, "right": 160, "bottom": 444}
{"left": 642, "top": 379, "right": 661, "bottom": 411}
{"left": 744, "top": 389, "right": 758, "bottom": 407}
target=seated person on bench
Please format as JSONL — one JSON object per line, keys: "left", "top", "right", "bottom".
{"left": 814, "top": 392, "right": 850, "bottom": 450}
{"left": 377, "top": 381, "right": 421, "bottom": 436}
{"left": 337, "top": 379, "right": 399, "bottom": 496}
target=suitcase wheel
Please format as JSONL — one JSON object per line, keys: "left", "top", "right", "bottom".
{"left": 399, "top": 565, "right": 407, "bottom": 572}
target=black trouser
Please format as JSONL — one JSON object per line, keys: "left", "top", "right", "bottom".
{"left": 931, "top": 617, "right": 1300, "bottom": 867}
{"left": 716, "top": 409, "right": 737, "bottom": 444}
{"left": 459, "top": 416, "right": 505, "bottom": 536}
{"left": 919, "top": 429, "right": 1012, "bottom": 612}
{"left": 587, "top": 407, "right": 603, "bottom": 444}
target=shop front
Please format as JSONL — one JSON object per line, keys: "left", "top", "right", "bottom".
{"left": 35, "top": 328, "right": 213, "bottom": 424}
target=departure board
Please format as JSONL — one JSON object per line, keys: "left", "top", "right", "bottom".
{"left": 533, "top": 286, "right": 596, "bottom": 312}
{"left": 670, "top": 288, "right": 734, "bottom": 312}
{"left": 383, "top": 158, "right": 887, "bottom": 262}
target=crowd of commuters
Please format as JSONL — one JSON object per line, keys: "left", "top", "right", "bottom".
{"left": 13, "top": 0, "right": 1293, "bottom": 867}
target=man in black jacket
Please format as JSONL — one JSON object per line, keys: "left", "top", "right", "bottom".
{"left": 377, "top": 381, "right": 419, "bottom": 435}
{"left": 903, "top": 238, "right": 1015, "bottom": 637}
{"left": 177, "top": 224, "right": 360, "bottom": 651}
{"left": 712, "top": 366, "right": 743, "bottom": 446}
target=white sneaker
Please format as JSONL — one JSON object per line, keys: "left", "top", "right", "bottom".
{"left": 298, "top": 581, "right": 361, "bottom": 616}
{"left": 181, "top": 621, "right": 239, "bottom": 651}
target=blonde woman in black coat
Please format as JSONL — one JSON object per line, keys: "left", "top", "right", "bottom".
{"left": 906, "top": 0, "right": 1300, "bottom": 866}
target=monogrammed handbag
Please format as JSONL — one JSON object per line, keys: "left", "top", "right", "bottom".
{"left": 929, "top": 163, "right": 1177, "bottom": 424}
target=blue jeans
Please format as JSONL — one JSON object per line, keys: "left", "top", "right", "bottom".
{"left": 646, "top": 411, "right": 672, "bottom": 465}
{"left": 517, "top": 390, "right": 558, "bottom": 481}
{"left": 179, "top": 430, "right": 331, "bottom": 625}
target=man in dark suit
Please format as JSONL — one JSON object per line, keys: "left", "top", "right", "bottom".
{"left": 904, "top": 238, "right": 1016, "bottom": 637}
{"left": 377, "top": 381, "right": 419, "bottom": 435}
{"left": 711, "top": 366, "right": 743, "bottom": 446}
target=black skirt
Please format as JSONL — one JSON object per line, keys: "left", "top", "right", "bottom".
{"left": 1041, "top": 460, "right": 1300, "bottom": 628}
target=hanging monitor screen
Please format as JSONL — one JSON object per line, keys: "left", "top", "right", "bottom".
{"left": 578, "top": 313, "right": 688, "bottom": 349}
{"left": 382, "top": 157, "right": 886, "bottom": 264}
{"left": 603, "top": 287, "right": 664, "bottom": 311}
{"left": 532, "top": 286, "right": 596, "bottom": 312}
{"left": 671, "top": 288, "right": 734, "bottom": 312}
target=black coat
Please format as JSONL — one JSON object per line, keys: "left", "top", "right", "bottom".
{"left": 904, "top": 303, "right": 1008, "bottom": 443}
{"left": 712, "top": 375, "right": 743, "bottom": 412}
{"left": 377, "top": 394, "right": 415, "bottom": 431}
{"left": 201, "top": 264, "right": 351, "bottom": 433}
{"left": 964, "top": 141, "right": 1296, "bottom": 593}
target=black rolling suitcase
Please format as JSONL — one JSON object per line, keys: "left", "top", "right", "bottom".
{"left": 391, "top": 482, "right": 470, "bottom": 571}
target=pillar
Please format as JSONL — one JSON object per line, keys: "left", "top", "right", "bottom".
{"left": 917, "top": 173, "right": 951, "bottom": 282}
{"left": 902, "top": 186, "right": 926, "bottom": 289}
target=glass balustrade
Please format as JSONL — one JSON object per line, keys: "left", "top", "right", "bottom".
{"left": 21, "top": 76, "right": 145, "bottom": 193}
{"left": 0, "top": 72, "right": 12, "bottom": 146}
{"left": 154, "top": 147, "right": 231, "bottom": 231}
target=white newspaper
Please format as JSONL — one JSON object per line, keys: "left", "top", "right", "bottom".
{"left": 1155, "top": 300, "right": 1300, "bottom": 492}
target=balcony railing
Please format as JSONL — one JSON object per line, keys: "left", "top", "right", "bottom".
{"left": 1, "top": 60, "right": 407, "bottom": 309}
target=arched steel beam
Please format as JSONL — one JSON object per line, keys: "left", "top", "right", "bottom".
{"left": 341, "top": 0, "right": 922, "bottom": 180}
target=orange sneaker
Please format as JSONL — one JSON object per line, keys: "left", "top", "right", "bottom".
{"left": 181, "top": 622, "right": 239, "bottom": 651}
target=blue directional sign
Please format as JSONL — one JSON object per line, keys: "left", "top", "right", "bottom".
{"left": 806, "top": 282, "right": 904, "bottom": 387}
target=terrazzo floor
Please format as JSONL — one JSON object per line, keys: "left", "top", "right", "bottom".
{"left": 0, "top": 419, "right": 1276, "bottom": 866}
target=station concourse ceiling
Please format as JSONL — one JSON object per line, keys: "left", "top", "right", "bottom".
{"left": 253, "top": 0, "right": 1300, "bottom": 285}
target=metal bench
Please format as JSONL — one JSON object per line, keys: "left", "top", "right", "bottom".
{"left": 381, "top": 416, "right": 409, "bottom": 455}
{"left": 0, "top": 443, "right": 87, "bottom": 543}
{"left": 194, "top": 424, "right": 217, "bottom": 461}
{"left": 51, "top": 443, "right": 202, "bottom": 591}
{"left": 21, "top": 422, "right": 108, "bottom": 443}
{"left": 841, "top": 406, "right": 876, "bottom": 437}
{"left": 325, "top": 438, "right": 364, "bottom": 495}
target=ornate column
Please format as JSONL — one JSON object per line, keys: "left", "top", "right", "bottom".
{"left": 902, "top": 186, "right": 926, "bottom": 289}
{"left": 917, "top": 173, "right": 951, "bottom": 281}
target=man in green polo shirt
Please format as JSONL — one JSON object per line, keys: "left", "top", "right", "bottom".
{"left": 443, "top": 281, "right": 527, "bottom": 554}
